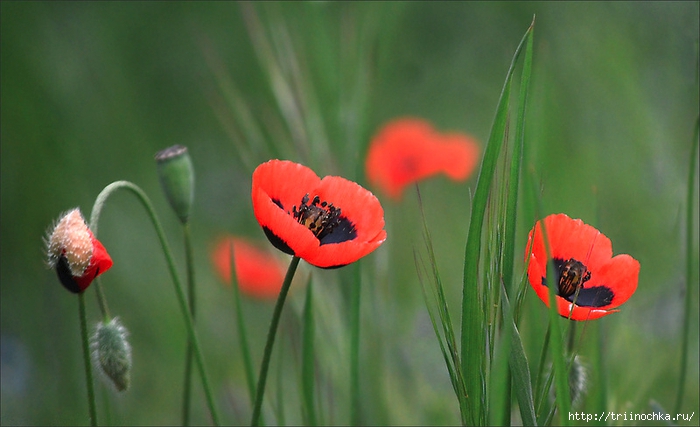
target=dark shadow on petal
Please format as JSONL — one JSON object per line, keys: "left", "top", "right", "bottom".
{"left": 56, "top": 256, "right": 81, "bottom": 294}
{"left": 566, "top": 286, "right": 614, "bottom": 307}
{"left": 263, "top": 227, "right": 295, "bottom": 256}
{"left": 319, "top": 217, "right": 357, "bottom": 245}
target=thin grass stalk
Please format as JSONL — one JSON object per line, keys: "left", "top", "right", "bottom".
{"left": 228, "top": 242, "right": 261, "bottom": 424}
{"left": 349, "top": 262, "right": 362, "bottom": 426}
{"left": 302, "top": 279, "right": 317, "bottom": 426}
{"left": 88, "top": 181, "right": 219, "bottom": 425}
{"left": 415, "top": 186, "right": 469, "bottom": 425}
{"left": 251, "top": 256, "right": 301, "bottom": 426}
{"left": 675, "top": 116, "right": 699, "bottom": 414}
{"left": 461, "top": 20, "right": 535, "bottom": 426}
{"left": 79, "top": 292, "right": 98, "bottom": 426}
{"left": 536, "top": 206, "right": 572, "bottom": 426}
{"left": 500, "top": 282, "right": 537, "bottom": 426}
{"left": 181, "top": 222, "right": 195, "bottom": 426}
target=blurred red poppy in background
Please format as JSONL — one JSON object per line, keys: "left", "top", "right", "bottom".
{"left": 47, "top": 208, "right": 113, "bottom": 293}
{"left": 252, "top": 159, "right": 386, "bottom": 268}
{"left": 525, "top": 213, "right": 640, "bottom": 321}
{"left": 212, "top": 236, "right": 287, "bottom": 300}
{"left": 365, "top": 118, "right": 480, "bottom": 200}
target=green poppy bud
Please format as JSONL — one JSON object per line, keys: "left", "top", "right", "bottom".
{"left": 91, "top": 317, "right": 132, "bottom": 392}
{"left": 155, "top": 145, "right": 194, "bottom": 223}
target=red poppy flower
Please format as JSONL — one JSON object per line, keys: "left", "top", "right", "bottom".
{"left": 365, "top": 118, "right": 480, "bottom": 200}
{"left": 212, "top": 236, "right": 287, "bottom": 300}
{"left": 252, "top": 159, "right": 387, "bottom": 268}
{"left": 47, "top": 208, "right": 114, "bottom": 293}
{"left": 525, "top": 213, "right": 640, "bottom": 321}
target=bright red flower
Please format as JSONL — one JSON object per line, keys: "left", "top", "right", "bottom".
{"left": 47, "top": 208, "right": 114, "bottom": 293}
{"left": 525, "top": 213, "right": 640, "bottom": 321}
{"left": 212, "top": 236, "right": 287, "bottom": 300}
{"left": 365, "top": 118, "right": 480, "bottom": 200}
{"left": 252, "top": 159, "right": 387, "bottom": 268}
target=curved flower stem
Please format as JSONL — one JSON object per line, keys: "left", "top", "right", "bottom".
{"left": 251, "top": 256, "right": 301, "bottom": 426}
{"left": 79, "top": 292, "right": 98, "bottom": 426}
{"left": 88, "top": 180, "right": 220, "bottom": 426}
{"left": 182, "top": 222, "right": 195, "bottom": 426}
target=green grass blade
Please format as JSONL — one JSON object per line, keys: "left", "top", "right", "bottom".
{"left": 461, "top": 20, "right": 535, "bottom": 426}
{"left": 228, "top": 241, "right": 262, "bottom": 426}
{"left": 501, "top": 282, "right": 537, "bottom": 426}
{"left": 302, "top": 279, "right": 317, "bottom": 426}
{"left": 675, "top": 116, "right": 699, "bottom": 414}
{"left": 415, "top": 186, "right": 469, "bottom": 425}
{"left": 350, "top": 262, "right": 362, "bottom": 426}
{"left": 503, "top": 16, "right": 535, "bottom": 295}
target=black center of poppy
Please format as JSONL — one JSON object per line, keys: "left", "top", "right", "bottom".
{"left": 292, "top": 194, "right": 357, "bottom": 245}
{"left": 541, "top": 257, "right": 615, "bottom": 307}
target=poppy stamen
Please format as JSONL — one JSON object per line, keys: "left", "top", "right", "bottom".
{"left": 558, "top": 257, "right": 591, "bottom": 298}
{"left": 293, "top": 194, "right": 344, "bottom": 241}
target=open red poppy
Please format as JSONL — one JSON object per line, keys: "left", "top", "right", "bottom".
{"left": 252, "top": 160, "right": 387, "bottom": 268}
{"left": 212, "top": 236, "right": 287, "bottom": 300}
{"left": 525, "top": 213, "right": 639, "bottom": 321}
{"left": 365, "top": 118, "right": 480, "bottom": 200}
{"left": 47, "top": 209, "right": 114, "bottom": 293}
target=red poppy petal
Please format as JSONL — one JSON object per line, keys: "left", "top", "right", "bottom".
{"left": 72, "top": 232, "right": 113, "bottom": 292}
{"left": 589, "top": 254, "right": 640, "bottom": 309}
{"left": 530, "top": 214, "right": 612, "bottom": 270}
{"left": 212, "top": 237, "right": 287, "bottom": 299}
{"left": 526, "top": 213, "right": 639, "bottom": 321}
{"left": 436, "top": 133, "right": 480, "bottom": 181}
{"left": 365, "top": 118, "right": 440, "bottom": 199}
{"left": 252, "top": 160, "right": 322, "bottom": 257}
{"left": 295, "top": 176, "right": 386, "bottom": 268}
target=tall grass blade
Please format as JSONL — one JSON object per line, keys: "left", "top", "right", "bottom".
{"left": 461, "top": 19, "right": 535, "bottom": 426}
{"left": 675, "top": 116, "right": 699, "bottom": 414}
{"left": 501, "top": 282, "right": 537, "bottom": 426}
{"left": 415, "top": 186, "right": 469, "bottom": 425}
{"left": 302, "top": 279, "right": 318, "bottom": 426}
{"left": 227, "top": 242, "right": 262, "bottom": 425}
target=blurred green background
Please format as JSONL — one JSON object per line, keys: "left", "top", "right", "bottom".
{"left": 1, "top": 2, "right": 698, "bottom": 425}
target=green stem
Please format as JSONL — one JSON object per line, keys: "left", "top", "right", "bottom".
{"left": 88, "top": 180, "right": 220, "bottom": 425}
{"left": 182, "top": 222, "right": 195, "bottom": 426}
{"left": 675, "top": 117, "right": 699, "bottom": 414}
{"left": 229, "top": 242, "right": 259, "bottom": 416}
{"left": 349, "top": 263, "right": 361, "bottom": 426}
{"left": 251, "top": 256, "right": 301, "bottom": 426}
{"left": 79, "top": 292, "right": 98, "bottom": 426}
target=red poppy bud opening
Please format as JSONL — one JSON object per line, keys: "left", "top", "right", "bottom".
{"left": 525, "top": 213, "right": 639, "bottom": 321}
{"left": 252, "top": 160, "right": 387, "bottom": 268}
{"left": 47, "top": 209, "right": 113, "bottom": 293}
{"left": 212, "top": 236, "right": 287, "bottom": 300}
{"left": 365, "top": 118, "right": 480, "bottom": 200}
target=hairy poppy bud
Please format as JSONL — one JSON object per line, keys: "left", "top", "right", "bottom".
{"left": 46, "top": 208, "right": 113, "bottom": 293}
{"left": 155, "top": 145, "right": 194, "bottom": 223}
{"left": 91, "top": 317, "right": 132, "bottom": 392}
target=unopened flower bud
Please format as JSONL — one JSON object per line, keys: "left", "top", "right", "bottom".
{"left": 91, "top": 317, "right": 132, "bottom": 392}
{"left": 46, "top": 208, "right": 113, "bottom": 293}
{"left": 155, "top": 145, "right": 194, "bottom": 223}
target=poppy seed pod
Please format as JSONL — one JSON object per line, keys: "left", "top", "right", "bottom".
{"left": 155, "top": 145, "right": 194, "bottom": 223}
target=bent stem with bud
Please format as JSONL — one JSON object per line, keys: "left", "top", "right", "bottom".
{"left": 89, "top": 180, "right": 220, "bottom": 426}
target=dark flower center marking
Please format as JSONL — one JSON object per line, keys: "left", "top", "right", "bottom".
{"left": 541, "top": 257, "right": 615, "bottom": 308}
{"left": 557, "top": 257, "right": 591, "bottom": 298}
{"left": 286, "top": 194, "right": 357, "bottom": 246}
{"left": 293, "top": 194, "right": 343, "bottom": 239}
